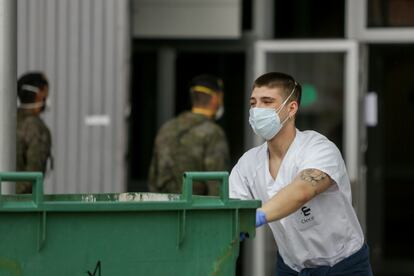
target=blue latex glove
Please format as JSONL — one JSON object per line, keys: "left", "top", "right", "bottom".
{"left": 240, "top": 210, "right": 268, "bottom": 242}
{"left": 256, "top": 209, "right": 267, "bottom": 228}
{"left": 239, "top": 232, "right": 249, "bottom": 241}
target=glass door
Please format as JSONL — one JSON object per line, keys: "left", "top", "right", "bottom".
{"left": 243, "top": 40, "right": 362, "bottom": 276}
{"left": 367, "top": 44, "right": 414, "bottom": 276}
{"left": 347, "top": 1, "right": 414, "bottom": 274}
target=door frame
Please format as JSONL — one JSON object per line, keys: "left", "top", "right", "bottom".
{"left": 247, "top": 40, "right": 364, "bottom": 275}
{"left": 252, "top": 40, "right": 360, "bottom": 192}
{"left": 346, "top": 0, "right": 414, "bottom": 43}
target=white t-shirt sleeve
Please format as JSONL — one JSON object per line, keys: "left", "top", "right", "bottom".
{"left": 297, "top": 137, "right": 345, "bottom": 188}
{"left": 229, "top": 161, "right": 254, "bottom": 200}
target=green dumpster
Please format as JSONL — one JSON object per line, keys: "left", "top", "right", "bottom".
{"left": 0, "top": 171, "right": 260, "bottom": 275}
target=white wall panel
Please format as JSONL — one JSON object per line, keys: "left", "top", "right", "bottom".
{"left": 133, "top": 0, "right": 241, "bottom": 38}
{"left": 17, "top": 0, "right": 130, "bottom": 194}
{"left": 66, "top": 0, "right": 80, "bottom": 194}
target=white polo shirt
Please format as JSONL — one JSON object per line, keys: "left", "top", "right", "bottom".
{"left": 229, "top": 129, "right": 364, "bottom": 271}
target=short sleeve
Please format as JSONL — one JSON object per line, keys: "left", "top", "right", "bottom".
{"left": 297, "top": 138, "right": 346, "bottom": 188}
{"left": 229, "top": 161, "right": 254, "bottom": 200}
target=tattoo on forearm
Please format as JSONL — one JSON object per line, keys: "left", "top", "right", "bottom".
{"left": 300, "top": 169, "right": 327, "bottom": 187}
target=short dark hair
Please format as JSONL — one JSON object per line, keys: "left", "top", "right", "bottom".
{"left": 253, "top": 72, "right": 301, "bottom": 107}
{"left": 189, "top": 74, "right": 223, "bottom": 92}
{"left": 17, "top": 72, "right": 49, "bottom": 103}
{"left": 189, "top": 74, "right": 223, "bottom": 107}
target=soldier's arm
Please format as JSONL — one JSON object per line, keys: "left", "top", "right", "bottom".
{"left": 17, "top": 120, "right": 51, "bottom": 194}
{"left": 204, "top": 127, "right": 231, "bottom": 196}
{"left": 25, "top": 125, "right": 51, "bottom": 173}
{"left": 148, "top": 154, "right": 158, "bottom": 192}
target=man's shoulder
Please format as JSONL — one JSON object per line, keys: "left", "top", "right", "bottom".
{"left": 18, "top": 115, "right": 50, "bottom": 134}
{"left": 197, "top": 120, "right": 225, "bottom": 135}
{"left": 17, "top": 115, "right": 51, "bottom": 151}
{"left": 158, "top": 112, "right": 203, "bottom": 130}
{"left": 238, "top": 143, "right": 267, "bottom": 166}
{"left": 179, "top": 112, "right": 225, "bottom": 137}
{"left": 154, "top": 112, "right": 210, "bottom": 145}
{"left": 159, "top": 115, "right": 181, "bottom": 129}
{"left": 300, "top": 129, "right": 327, "bottom": 140}
{"left": 298, "top": 129, "right": 336, "bottom": 148}
{"left": 231, "top": 143, "right": 267, "bottom": 181}
{"left": 18, "top": 113, "right": 41, "bottom": 125}
{"left": 296, "top": 129, "right": 343, "bottom": 160}
{"left": 155, "top": 115, "right": 186, "bottom": 137}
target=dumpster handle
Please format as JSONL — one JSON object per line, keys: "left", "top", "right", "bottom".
{"left": 0, "top": 172, "right": 44, "bottom": 207}
{"left": 182, "top": 172, "right": 229, "bottom": 204}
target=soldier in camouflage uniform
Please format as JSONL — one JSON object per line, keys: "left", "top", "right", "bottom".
{"left": 148, "top": 74, "right": 230, "bottom": 195}
{"left": 16, "top": 72, "right": 52, "bottom": 194}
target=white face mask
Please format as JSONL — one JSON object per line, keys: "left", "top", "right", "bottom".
{"left": 215, "top": 105, "right": 224, "bottom": 120}
{"left": 17, "top": 84, "right": 50, "bottom": 112}
{"left": 18, "top": 98, "right": 50, "bottom": 112}
{"left": 249, "top": 86, "right": 296, "bottom": 140}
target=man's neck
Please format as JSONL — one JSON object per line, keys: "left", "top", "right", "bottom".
{"left": 192, "top": 107, "right": 214, "bottom": 119}
{"left": 267, "top": 123, "right": 296, "bottom": 160}
{"left": 18, "top": 108, "right": 39, "bottom": 116}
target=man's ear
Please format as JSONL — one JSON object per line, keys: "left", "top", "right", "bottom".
{"left": 289, "top": 101, "right": 299, "bottom": 118}
{"left": 210, "top": 93, "right": 219, "bottom": 109}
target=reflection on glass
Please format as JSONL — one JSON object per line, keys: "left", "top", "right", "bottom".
{"left": 368, "top": 0, "right": 414, "bottom": 27}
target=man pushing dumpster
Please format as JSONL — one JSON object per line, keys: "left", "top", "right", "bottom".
{"left": 229, "top": 72, "right": 373, "bottom": 275}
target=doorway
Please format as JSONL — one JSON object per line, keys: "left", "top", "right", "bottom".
{"left": 128, "top": 48, "right": 246, "bottom": 192}
{"left": 367, "top": 44, "right": 414, "bottom": 276}
{"left": 175, "top": 51, "right": 246, "bottom": 166}
{"left": 247, "top": 40, "right": 361, "bottom": 276}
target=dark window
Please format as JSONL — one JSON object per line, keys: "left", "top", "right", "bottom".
{"left": 242, "top": 0, "right": 253, "bottom": 31}
{"left": 128, "top": 50, "right": 157, "bottom": 192}
{"left": 368, "top": 0, "right": 414, "bottom": 27}
{"left": 274, "top": 0, "right": 345, "bottom": 38}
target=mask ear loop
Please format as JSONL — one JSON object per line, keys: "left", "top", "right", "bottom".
{"left": 21, "top": 84, "right": 40, "bottom": 94}
{"left": 18, "top": 102, "right": 45, "bottom": 109}
{"left": 17, "top": 85, "right": 49, "bottom": 110}
{"left": 278, "top": 81, "right": 299, "bottom": 126}
{"left": 289, "top": 81, "right": 300, "bottom": 120}
{"left": 276, "top": 83, "right": 297, "bottom": 113}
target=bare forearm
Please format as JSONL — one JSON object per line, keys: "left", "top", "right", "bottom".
{"left": 261, "top": 183, "right": 309, "bottom": 222}
{"left": 260, "top": 169, "right": 331, "bottom": 223}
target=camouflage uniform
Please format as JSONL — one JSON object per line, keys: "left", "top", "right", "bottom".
{"left": 148, "top": 111, "right": 230, "bottom": 195}
{"left": 16, "top": 109, "right": 52, "bottom": 194}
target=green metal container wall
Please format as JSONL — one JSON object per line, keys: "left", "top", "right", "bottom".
{"left": 0, "top": 172, "right": 260, "bottom": 276}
